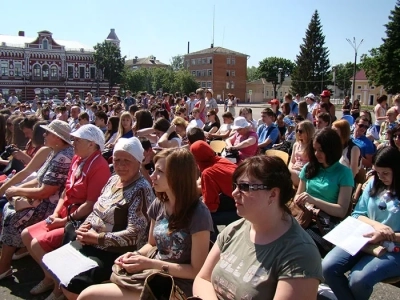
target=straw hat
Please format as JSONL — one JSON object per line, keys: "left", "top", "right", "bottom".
{"left": 40, "top": 120, "right": 72, "bottom": 145}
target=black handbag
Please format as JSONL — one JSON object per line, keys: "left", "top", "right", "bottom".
{"left": 61, "top": 204, "right": 84, "bottom": 245}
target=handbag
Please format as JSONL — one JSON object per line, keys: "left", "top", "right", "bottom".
{"left": 10, "top": 196, "right": 40, "bottom": 211}
{"left": 140, "top": 271, "right": 187, "bottom": 300}
{"left": 61, "top": 203, "right": 84, "bottom": 245}
{"left": 110, "top": 246, "right": 158, "bottom": 291}
{"left": 288, "top": 201, "right": 313, "bottom": 229}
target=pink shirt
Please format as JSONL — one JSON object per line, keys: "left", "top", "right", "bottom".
{"left": 231, "top": 131, "right": 258, "bottom": 162}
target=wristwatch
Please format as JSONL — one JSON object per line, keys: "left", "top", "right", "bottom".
{"left": 162, "top": 265, "right": 169, "bottom": 274}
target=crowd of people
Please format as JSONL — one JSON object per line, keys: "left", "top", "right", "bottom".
{"left": 0, "top": 87, "right": 398, "bottom": 300}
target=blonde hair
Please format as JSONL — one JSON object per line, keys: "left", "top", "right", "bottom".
{"left": 172, "top": 116, "right": 188, "bottom": 129}
{"left": 116, "top": 112, "right": 132, "bottom": 139}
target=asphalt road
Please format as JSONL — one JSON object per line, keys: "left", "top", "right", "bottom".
{"left": 0, "top": 104, "right": 396, "bottom": 299}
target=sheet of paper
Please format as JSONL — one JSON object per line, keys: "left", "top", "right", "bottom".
{"left": 323, "top": 216, "right": 374, "bottom": 256}
{"left": 42, "top": 241, "right": 99, "bottom": 287}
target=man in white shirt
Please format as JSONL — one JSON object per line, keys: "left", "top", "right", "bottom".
{"left": 294, "top": 94, "right": 301, "bottom": 104}
{"left": 8, "top": 92, "right": 18, "bottom": 105}
{"left": 305, "top": 93, "right": 317, "bottom": 114}
{"left": 186, "top": 92, "right": 198, "bottom": 115}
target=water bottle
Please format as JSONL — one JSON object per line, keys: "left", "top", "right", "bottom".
{"left": 378, "top": 192, "right": 391, "bottom": 211}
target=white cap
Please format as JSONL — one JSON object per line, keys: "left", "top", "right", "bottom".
{"left": 305, "top": 93, "right": 315, "bottom": 100}
{"left": 113, "top": 137, "right": 144, "bottom": 163}
{"left": 70, "top": 124, "right": 105, "bottom": 151}
{"left": 231, "top": 116, "right": 250, "bottom": 130}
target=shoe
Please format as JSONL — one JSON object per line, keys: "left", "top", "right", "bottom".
{"left": 0, "top": 269, "right": 12, "bottom": 280}
{"left": 44, "top": 292, "right": 65, "bottom": 300}
{"left": 30, "top": 279, "right": 54, "bottom": 295}
{"left": 12, "top": 251, "right": 30, "bottom": 260}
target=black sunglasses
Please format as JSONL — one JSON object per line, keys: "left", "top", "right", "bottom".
{"left": 296, "top": 129, "right": 303, "bottom": 134}
{"left": 357, "top": 123, "right": 369, "bottom": 129}
{"left": 232, "top": 183, "right": 269, "bottom": 192}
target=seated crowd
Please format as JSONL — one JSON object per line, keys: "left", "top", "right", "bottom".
{"left": 0, "top": 88, "right": 398, "bottom": 300}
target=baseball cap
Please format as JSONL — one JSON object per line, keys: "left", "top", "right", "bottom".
{"left": 70, "top": 124, "right": 105, "bottom": 151}
{"left": 231, "top": 117, "right": 250, "bottom": 130}
{"left": 113, "top": 137, "right": 144, "bottom": 163}
{"left": 269, "top": 99, "right": 280, "bottom": 105}
{"left": 320, "top": 90, "right": 331, "bottom": 97}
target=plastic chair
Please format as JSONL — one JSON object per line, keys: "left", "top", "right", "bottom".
{"left": 209, "top": 140, "right": 226, "bottom": 154}
{"left": 265, "top": 149, "right": 290, "bottom": 165}
{"left": 341, "top": 115, "right": 354, "bottom": 126}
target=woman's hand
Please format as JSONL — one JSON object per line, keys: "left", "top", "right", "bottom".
{"left": 371, "top": 223, "right": 395, "bottom": 242}
{"left": 167, "top": 124, "right": 176, "bottom": 134}
{"left": 76, "top": 225, "right": 99, "bottom": 245}
{"left": 363, "top": 231, "right": 387, "bottom": 244}
{"left": 46, "top": 216, "right": 66, "bottom": 230}
{"left": 5, "top": 187, "right": 19, "bottom": 199}
{"left": 120, "top": 254, "right": 155, "bottom": 273}
{"left": 295, "top": 192, "right": 315, "bottom": 206}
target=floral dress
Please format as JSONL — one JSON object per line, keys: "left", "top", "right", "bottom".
{"left": 1, "top": 146, "right": 74, "bottom": 248}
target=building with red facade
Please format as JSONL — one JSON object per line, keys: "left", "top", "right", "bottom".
{"left": 0, "top": 29, "right": 119, "bottom": 101}
{"left": 184, "top": 46, "right": 248, "bottom": 101}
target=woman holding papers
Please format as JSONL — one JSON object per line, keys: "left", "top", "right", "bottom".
{"left": 323, "top": 146, "right": 400, "bottom": 300}
{"left": 294, "top": 128, "right": 354, "bottom": 255}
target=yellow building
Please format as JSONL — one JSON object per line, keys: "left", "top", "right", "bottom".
{"left": 246, "top": 77, "right": 292, "bottom": 103}
{"left": 353, "top": 70, "right": 388, "bottom": 105}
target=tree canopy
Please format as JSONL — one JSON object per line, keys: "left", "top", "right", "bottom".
{"left": 361, "top": 0, "right": 400, "bottom": 94}
{"left": 93, "top": 41, "right": 125, "bottom": 92}
{"left": 291, "top": 10, "right": 330, "bottom": 96}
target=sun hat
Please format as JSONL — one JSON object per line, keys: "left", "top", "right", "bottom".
{"left": 305, "top": 93, "right": 315, "bottom": 100}
{"left": 113, "top": 137, "right": 144, "bottom": 163}
{"left": 231, "top": 117, "right": 250, "bottom": 130}
{"left": 40, "top": 120, "right": 72, "bottom": 145}
{"left": 70, "top": 124, "right": 105, "bottom": 151}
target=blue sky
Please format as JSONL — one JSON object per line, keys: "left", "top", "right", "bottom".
{"left": 1, "top": 0, "right": 396, "bottom": 67}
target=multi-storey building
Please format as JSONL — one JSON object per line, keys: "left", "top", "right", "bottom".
{"left": 184, "top": 46, "right": 248, "bottom": 101}
{"left": 0, "top": 29, "right": 119, "bottom": 101}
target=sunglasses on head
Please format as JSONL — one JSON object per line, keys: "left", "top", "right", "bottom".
{"left": 232, "top": 182, "right": 269, "bottom": 192}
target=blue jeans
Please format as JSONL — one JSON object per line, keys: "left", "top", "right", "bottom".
{"left": 322, "top": 246, "right": 400, "bottom": 300}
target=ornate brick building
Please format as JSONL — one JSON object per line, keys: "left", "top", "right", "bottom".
{"left": 0, "top": 29, "right": 119, "bottom": 101}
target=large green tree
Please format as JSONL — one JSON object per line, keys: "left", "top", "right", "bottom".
{"left": 170, "top": 55, "right": 184, "bottom": 71}
{"left": 93, "top": 41, "right": 126, "bottom": 92}
{"left": 291, "top": 10, "right": 330, "bottom": 96}
{"left": 361, "top": 1, "right": 400, "bottom": 94}
{"left": 257, "top": 57, "right": 295, "bottom": 98}
{"left": 247, "top": 66, "right": 260, "bottom": 81}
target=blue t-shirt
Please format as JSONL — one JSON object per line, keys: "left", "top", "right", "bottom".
{"left": 299, "top": 161, "right": 354, "bottom": 204}
{"left": 257, "top": 123, "right": 279, "bottom": 150}
{"left": 290, "top": 102, "right": 298, "bottom": 115}
{"left": 121, "top": 130, "right": 134, "bottom": 139}
{"left": 353, "top": 178, "right": 400, "bottom": 235}
{"left": 352, "top": 135, "right": 375, "bottom": 158}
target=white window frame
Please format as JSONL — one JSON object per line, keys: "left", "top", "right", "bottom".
{"left": 79, "top": 66, "right": 85, "bottom": 79}
{"left": 207, "top": 69, "right": 212, "bottom": 76}
{"left": 231, "top": 58, "right": 236, "bottom": 65}
{"left": 14, "top": 62, "right": 22, "bottom": 77}
{"left": 207, "top": 81, "right": 212, "bottom": 88}
{"left": 230, "top": 81, "right": 235, "bottom": 89}
{"left": 191, "top": 70, "right": 196, "bottom": 76}
{"left": 201, "top": 58, "right": 206, "bottom": 64}
{"left": 50, "top": 65, "right": 58, "bottom": 79}
{"left": 1, "top": 61, "right": 9, "bottom": 76}
{"left": 201, "top": 81, "right": 206, "bottom": 88}
{"left": 67, "top": 65, "right": 74, "bottom": 79}
{"left": 90, "top": 66, "right": 96, "bottom": 79}
{"left": 227, "top": 57, "right": 231, "bottom": 65}
{"left": 207, "top": 57, "right": 212, "bottom": 64}
{"left": 231, "top": 71, "right": 236, "bottom": 77}
{"left": 191, "top": 59, "right": 196, "bottom": 65}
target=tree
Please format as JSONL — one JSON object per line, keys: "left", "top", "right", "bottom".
{"left": 247, "top": 66, "right": 260, "bottom": 81}
{"left": 291, "top": 10, "right": 330, "bottom": 96}
{"left": 93, "top": 41, "right": 126, "bottom": 92}
{"left": 170, "top": 55, "right": 184, "bottom": 71}
{"left": 257, "top": 57, "right": 295, "bottom": 99}
{"left": 171, "top": 69, "right": 199, "bottom": 95}
{"left": 330, "top": 62, "right": 360, "bottom": 97}
{"left": 360, "top": 1, "right": 400, "bottom": 94}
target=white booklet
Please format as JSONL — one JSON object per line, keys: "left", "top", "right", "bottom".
{"left": 323, "top": 216, "right": 374, "bottom": 256}
{"left": 42, "top": 241, "right": 99, "bottom": 287}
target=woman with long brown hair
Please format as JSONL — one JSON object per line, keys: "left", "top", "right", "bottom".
{"left": 78, "top": 148, "right": 213, "bottom": 299}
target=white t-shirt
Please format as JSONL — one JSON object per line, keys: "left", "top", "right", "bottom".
{"left": 186, "top": 119, "right": 204, "bottom": 133}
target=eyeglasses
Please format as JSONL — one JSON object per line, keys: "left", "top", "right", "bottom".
{"left": 357, "top": 123, "right": 369, "bottom": 129}
{"left": 393, "top": 134, "right": 400, "bottom": 140}
{"left": 296, "top": 129, "right": 303, "bottom": 134}
{"left": 232, "top": 182, "right": 269, "bottom": 192}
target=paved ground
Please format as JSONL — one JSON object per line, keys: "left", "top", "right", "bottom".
{"left": 0, "top": 103, "right": 396, "bottom": 299}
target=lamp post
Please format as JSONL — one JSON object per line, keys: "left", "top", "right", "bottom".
{"left": 346, "top": 37, "right": 363, "bottom": 101}
{"left": 332, "top": 66, "right": 336, "bottom": 100}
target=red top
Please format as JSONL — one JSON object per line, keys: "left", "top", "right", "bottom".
{"left": 60, "top": 150, "right": 111, "bottom": 217}
{"left": 230, "top": 131, "right": 259, "bottom": 162}
{"left": 190, "top": 141, "right": 237, "bottom": 212}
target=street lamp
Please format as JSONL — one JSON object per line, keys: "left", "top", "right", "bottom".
{"left": 332, "top": 66, "right": 336, "bottom": 100}
{"left": 346, "top": 37, "right": 363, "bottom": 101}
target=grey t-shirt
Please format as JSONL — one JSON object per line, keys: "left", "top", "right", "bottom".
{"left": 211, "top": 217, "right": 323, "bottom": 300}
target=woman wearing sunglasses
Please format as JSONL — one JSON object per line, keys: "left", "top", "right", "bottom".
{"left": 295, "top": 128, "right": 354, "bottom": 256}
{"left": 288, "top": 121, "right": 315, "bottom": 187}
{"left": 193, "top": 155, "right": 323, "bottom": 300}
{"left": 323, "top": 146, "right": 400, "bottom": 300}
{"left": 389, "top": 124, "right": 400, "bottom": 152}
